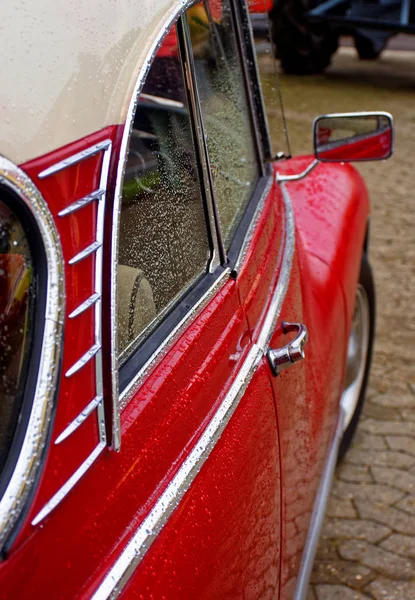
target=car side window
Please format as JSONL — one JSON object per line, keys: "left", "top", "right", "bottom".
{"left": 185, "top": 0, "right": 260, "bottom": 250}
{"left": 117, "top": 27, "right": 211, "bottom": 364}
{"left": 0, "top": 199, "right": 35, "bottom": 474}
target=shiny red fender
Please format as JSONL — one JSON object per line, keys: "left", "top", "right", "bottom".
{"left": 272, "top": 157, "right": 370, "bottom": 596}
{"left": 277, "top": 156, "right": 371, "bottom": 328}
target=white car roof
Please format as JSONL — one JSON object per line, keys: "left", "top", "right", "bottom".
{"left": 1, "top": 0, "right": 188, "bottom": 164}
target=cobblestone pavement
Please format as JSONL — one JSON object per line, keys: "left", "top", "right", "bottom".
{"left": 263, "top": 45, "right": 415, "bottom": 598}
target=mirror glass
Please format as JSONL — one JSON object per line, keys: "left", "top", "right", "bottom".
{"left": 314, "top": 113, "right": 393, "bottom": 162}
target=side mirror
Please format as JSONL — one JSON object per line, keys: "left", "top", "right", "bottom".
{"left": 313, "top": 112, "right": 394, "bottom": 163}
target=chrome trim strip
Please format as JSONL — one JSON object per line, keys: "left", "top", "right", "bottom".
{"left": 68, "top": 292, "right": 101, "bottom": 319}
{"left": 276, "top": 159, "right": 320, "bottom": 183}
{"left": 257, "top": 179, "right": 295, "bottom": 352}
{"left": 230, "top": 0, "right": 267, "bottom": 171}
{"left": 65, "top": 343, "right": 101, "bottom": 378}
{"left": 120, "top": 268, "right": 231, "bottom": 409}
{"left": 139, "top": 93, "right": 185, "bottom": 109}
{"left": 0, "top": 157, "right": 65, "bottom": 549}
{"left": 179, "top": 19, "right": 222, "bottom": 271}
{"left": 294, "top": 409, "right": 346, "bottom": 600}
{"left": 31, "top": 442, "right": 106, "bottom": 526}
{"left": 38, "top": 140, "right": 112, "bottom": 179}
{"left": 68, "top": 240, "right": 102, "bottom": 265}
{"left": 58, "top": 189, "right": 104, "bottom": 217}
{"left": 32, "top": 140, "right": 112, "bottom": 523}
{"left": 92, "top": 171, "right": 297, "bottom": 598}
{"left": 92, "top": 344, "right": 263, "bottom": 600}
{"left": 95, "top": 142, "right": 112, "bottom": 446}
{"left": 180, "top": 16, "right": 226, "bottom": 265}
{"left": 109, "top": 0, "right": 197, "bottom": 449}
{"left": 54, "top": 395, "right": 104, "bottom": 445}
{"left": 232, "top": 175, "right": 273, "bottom": 275}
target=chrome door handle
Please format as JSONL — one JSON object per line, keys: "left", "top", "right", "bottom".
{"left": 267, "top": 321, "right": 308, "bottom": 376}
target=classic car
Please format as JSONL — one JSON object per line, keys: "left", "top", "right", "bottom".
{"left": 0, "top": 0, "right": 393, "bottom": 598}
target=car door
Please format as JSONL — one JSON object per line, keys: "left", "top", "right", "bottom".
{"left": 239, "top": 5, "right": 347, "bottom": 598}
{"left": 100, "top": 3, "right": 285, "bottom": 597}
{"left": 0, "top": 5, "right": 283, "bottom": 599}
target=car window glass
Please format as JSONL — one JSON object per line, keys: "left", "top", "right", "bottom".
{"left": 186, "top": 0, "right": 259, "bottom": 249}
{"left": 246, "top": 0, "right": 290, "bottom": 159}
{"left": 0, "top": 200, "right": 35, "bottom": 474}
{"left": 117, "top": 27, "right": 210, "bottom": 364}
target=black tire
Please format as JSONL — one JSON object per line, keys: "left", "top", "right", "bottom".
{"left": 269, "top": 0, "right": 339, "bottom": 75}
{"left": 354, "top": 33, "right": 385, "bottom": 60}
{"left": 338, "top": 255, "right": 375, "bottom": 462}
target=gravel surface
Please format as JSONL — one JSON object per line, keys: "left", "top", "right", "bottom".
{"left": 262, "top": 45, "right": 415, "bottom": 598}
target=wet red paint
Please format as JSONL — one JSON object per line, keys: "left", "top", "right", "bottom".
{"left": 0, "top": 136, "right": 369, "bottom": 600}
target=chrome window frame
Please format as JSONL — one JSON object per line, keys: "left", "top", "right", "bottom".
{"left": 110, "top": 0, "right": 205, "bottom": 442}
{"left": 178, "top": 15, "right": 227, "bottom": 265}
{"left": 230, "top": 0, "right": 270, "bottom": 170}
{"left": 233, "top": 0, "right": 274, "bottom": 162}
{"left": 0, "top": 156, "right": 64, "bottom": 551}
{"left": 181, "top": 0, "right": 268, "bottom": 253}
{"left": 111, "top": 0, "right": 273, "bottom": 435}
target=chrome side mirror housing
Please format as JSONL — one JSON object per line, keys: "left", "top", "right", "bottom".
{"left": 313, "top": 112, "right": 394, "bottom": 163}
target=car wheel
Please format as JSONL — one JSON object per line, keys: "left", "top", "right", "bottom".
{"left": 338, "top": 255, "right": 375, "bottom": 462}
{"left": 354, "top": 33, "right": 386, "bottom": 60}
{"left": 269, "top": 0, "right": 339, "bottom": 75}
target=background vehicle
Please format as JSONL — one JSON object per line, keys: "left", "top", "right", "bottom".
{"left": 267, "top": 0, "right": 415, "bottom": 73}
{"left": 0, "top": 0, "right": 393, "bottom": 598}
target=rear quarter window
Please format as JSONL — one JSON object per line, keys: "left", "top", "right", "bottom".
{"left": 0, "top": 196, "right": 36, "bottom": 476}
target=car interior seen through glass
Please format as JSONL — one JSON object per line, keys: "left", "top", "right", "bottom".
{"left": 117, "top": 26, "right": 210, "bottom": 364}
{"left": 0, "top": 200, "right": 35, "bottom": 476}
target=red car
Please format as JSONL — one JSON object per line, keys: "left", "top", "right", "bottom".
{"left": 0, "top": 0, "right": 393, "bottom": 598}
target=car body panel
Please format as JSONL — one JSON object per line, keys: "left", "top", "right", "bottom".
{"left": 12, "top": 126, "right": 122, "bottom": 543}
{"left": 235, "top": 177, "right": 284, "bottom": 338}
{"left": 272, "top": 156, "right": 369, "bottom": 596}
{"left": 273, "top": 251, "right": 345, "bottom": 598}
{"left": 0, "top": 274, "right": 256, "bottom": 597}
{"left": 0, "top": 151, "right": 369, "bottom": 598}
{"left": 1, "top": 129, "right": 274, "bottom": 596}
{"left": 277, "top": 157, "right": 370, "bottom": 327}
{"left": 122, "top": 362, "right": 281, "bottom": 599}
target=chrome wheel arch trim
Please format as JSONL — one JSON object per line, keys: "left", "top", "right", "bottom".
{"left": 109, "top": 0, "right": 198, "bottom": 450}
{"left": 92, "top": 172, "right": 295, "bottom": 599}
{"left": 0, "top": 156, "right": 65, "bottom": 549}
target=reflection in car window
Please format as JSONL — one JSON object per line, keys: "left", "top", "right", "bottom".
{"left": 186, "top": 0, "right": 259, "bottom": 249}
{"left": 0, "top": 200, "right": 35, "bottom": 474}
{"left": 117, "top": 27, "right": 210, "bottom": 364}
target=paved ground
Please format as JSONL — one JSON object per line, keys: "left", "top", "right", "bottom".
{"left": 262, "top": 44, "right": 415, "bottom": 598}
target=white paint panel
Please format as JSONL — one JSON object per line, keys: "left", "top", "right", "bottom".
{"left": 0, "top": 0, "right": 188, "bottom": 164}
